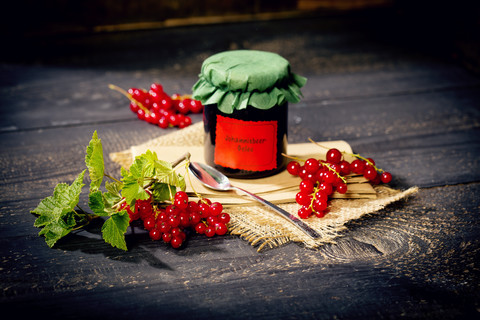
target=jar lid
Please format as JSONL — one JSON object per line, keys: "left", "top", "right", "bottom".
{"left": 192, "top": 50, "right": 307, "bottom": 114}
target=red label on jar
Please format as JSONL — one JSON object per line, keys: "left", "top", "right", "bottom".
{"left": 214, "top": 115, "right": 278, "bottom": 172}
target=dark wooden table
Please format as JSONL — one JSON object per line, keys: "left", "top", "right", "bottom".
{"left": 2, "top": 9, "right": 480, "bottom": 319}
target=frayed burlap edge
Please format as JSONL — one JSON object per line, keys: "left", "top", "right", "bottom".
{"left": 109, "top": 122, "right": 419, "bottom": 251}
{"left": 227, "top": 185, "right": 418, "bottom": 251}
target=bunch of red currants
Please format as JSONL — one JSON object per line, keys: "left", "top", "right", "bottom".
{"left": 110, "top": 83, "right": 204, "bottom": 129}
{"left": 286, "top": 148, "right": 392, "bottom": 219}
{"left": 119, "top": 191, "right": 230, "bottom": 249}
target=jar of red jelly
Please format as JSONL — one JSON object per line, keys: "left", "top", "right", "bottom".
{"left": 192, "top": 50, "right": 307, "bottom": 178}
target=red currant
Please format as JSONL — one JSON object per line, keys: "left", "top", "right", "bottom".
{"left": 149, "top": 228, "right": 162, "bottom": 241}
{"left": 351, "top": 159, "right": 365, "bottom": 174}
{"left": 304, "top": 158, "right": 320, "bottom": 173}
{"left": 287, "top": 161, "right": 301, "bottom": 176}
{"left": 381, "top": 171, "right": 392, "bottom": 184}
{"left": 209, "top": 202, "right": 223, "bottom": 216}
{"left": 298, "top": 206, "right": 312, "bottom": 219}
{"left": 363, "top": 167, "right": 378, "bottom": 181}
{"left": 296, "top": 191, "right": 312, "bottom": 206}
{"left": 170, "top": 236, "right": 183, "bottom": 248}
{"left": 326, "top": 148, "right": 342, "bottom": 164}
{"left": 215, "top": 222, "right": 228, "bottom": 236}
{"left": 299, "top": 179, "right": 314, "bottom": 194}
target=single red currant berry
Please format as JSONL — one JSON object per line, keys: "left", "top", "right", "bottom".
{"left": 150, "top": 83, "right": 164, "bottom": 94}
{"left": 168, "top": 214, "right": 180, "bottom": 228}
{"left": 207, "top": 216, "right": 218, "bottom": 226}
{"left": 162, "top": 232, "right": 172, "bottom": 243}
{"left": 189, "top": 100, "right": 203, "bottom": 113}
{"left": 323, "top": 171, "right": 336, "bottom": 184}
{"left": 174, "top": 191, "right": 189, "bottom": 209}
{"left": 219, "top": 212, "right": 231, "bottom": 224}
{"left": 159, "top": 221, "right": 171, "bottom": 233}
{"left": 298, "top": 206, "right": 312, "bottom": 219}
{"left": 143, "top": 216, "right": 156, "bottom": 231}
{"left": 209, "top": 202, "right": 223, "bottom": 216}
{"left": 198, "top": 202, "right": 211, "bottom": 217}
{"left": 299, "top": 179, "right": 314, "bottom": 194}
{"left": 351, "top": 159, "right": 365, "bottom": 174}
{"left": 365, "top": 158, "right": 376, "bottom": 167}
{"left": 314, "top": 190, "right": 328, "bottom": 202}
{"left": 137, "top": 109, "right": 146, "bottom": 121}
{"left": 339, "top": 160, "right": 351, "bottom": 176}
{"left": 182, "top": 115, "right": 192, "bottom": 127}
{"left": 195, "top": 222, "right": 206, "bottom": 234}
{"left": 168, "top": 113, "right": 179, "bottom": 126}
{"left": 189, "top": 211, "right": 201, "bottom": 226}
{"left": 318, "top": 182, "right": 333, "bottom": 195}
{"left": 364, "top": 167, "right": 378, "bottom": 181}
{"left": 187, "top": 201, "right": 199, "bottom": 213}
{"left": 158, "top": 116, "right": 169, "bottom": 129}
{"left": 296, "top": 191, "right": 312, "bottom": 206}
{"left": 205, "top": 226, "right": 216, "bottom": 237}
{"left": 312, "top": 198, "right": 328, "bottom": 212}
{"left": 298, "top": 166, "right": 308, "bottom": 179}
{"left": 179, "top": 212, "right": 190, "bottom": 228}
{"left": 215, "top": 222, "right": 228, "bottom": 236}
{"left": 326, "top": 148, "right": 342, "bottom": 164}
{"left": 304, "top": 158, "right": 320, "bottom": 173}
{"left": 315, "top": 210, "right": 326, "bottom": 218}
{"left": 149, "top": 228, "right": 162, "bottom": 241}
{"left": 170, "top": 236, "right": 183, "bottom": 249}
{"left": 381, "top": 171, "right": 392, "bottom": 184}
{"left": 287, "top": 161, "right": 301, "bottom": 176}
{"left": 176, "top": 100, "right": 190, "bottom": 114}
{"left": 336, "top": 183, "right": 348, "bottom": 194}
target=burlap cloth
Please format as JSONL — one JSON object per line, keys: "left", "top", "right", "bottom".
{"left": 110, "top": 122, "right": 418, "bottom": 251}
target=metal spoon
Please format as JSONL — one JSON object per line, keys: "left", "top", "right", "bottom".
{"left": 188, "top": 161, "right": 321, "bottom": 239}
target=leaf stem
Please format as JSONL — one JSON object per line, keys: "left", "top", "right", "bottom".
{"left": 171, "top": 152, "right": 191, "bottom": 169}
{"left": 104, "top": 173, "right": 121, "bottom": 183}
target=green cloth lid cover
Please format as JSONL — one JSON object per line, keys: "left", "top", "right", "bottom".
{"left": 192, "top": 50, "right": 307, "bottom": 114}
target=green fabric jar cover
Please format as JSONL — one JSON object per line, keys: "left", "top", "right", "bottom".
{"left": 192, "top": 50, "right": 307, "bottom": 114}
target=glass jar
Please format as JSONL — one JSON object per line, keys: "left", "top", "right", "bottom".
{"left": 192, "top": 50, "right": 306, "bottom": 178}
{"left": 203, "top": 102, "right": 288, "bottom": 178}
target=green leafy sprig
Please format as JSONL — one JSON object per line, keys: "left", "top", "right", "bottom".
{"left": 31, "top": 131, "right": 188, "bottom": 251}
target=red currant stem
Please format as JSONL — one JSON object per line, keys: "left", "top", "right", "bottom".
{"left": 351, "top": 154, "right": 384, "bottom": 173}
{"left": 108, "top": 84, "right": 150, "bottom": 113}
{"left": 172, "top": 94, "right": 192, "bottom": 100}
{"left": 322, "top": 162, "right": 347, "bottom": 184}
{"left": 308, "top": 138, "right": 385, "bottom": 173}
{"left": 171, "top": 152, "right": 191, "bottom": 169}
{"left": 307, "top": 138, "right": 333, "bottom": 150}
{"left": 281, "top": 153, "right": 305, "bottom": 163}
{"left": 184, "top": 159, "right": 205, "bottom": 201}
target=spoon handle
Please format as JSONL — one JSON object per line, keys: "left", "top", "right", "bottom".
{"left": 232, "top": 186, "right": 321, "bottom": 239}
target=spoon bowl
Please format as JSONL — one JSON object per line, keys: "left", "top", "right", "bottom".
{"left": 188, "top": 161, "right": 320, "bottom": 239}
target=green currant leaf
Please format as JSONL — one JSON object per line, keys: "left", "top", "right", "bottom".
{"left": 85, "top": 131, "right": 104, "bottom": 192}
{"left": 105, "top": 180, "right": 123, "bottom": 195}
{"left": 101, "top": 210, "right": 130, "bottom": 251}
{"left": 32, "top": 170, "right": 86, "bottom": 247}
{"left": 32, "top": 170, "right": 86, "bottom": 226}
{"left": 151, "top": 183, "right": 176, "bottom": 202}
{"left": 38, "top": 208, "right": 74, "bottom": 247}
{"left": 88, "top": 190, "right": 110, "bottom": 217}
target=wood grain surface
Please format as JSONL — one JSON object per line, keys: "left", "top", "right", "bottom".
{"left": 1, "top": 7, "right": 479, "bottom": 319}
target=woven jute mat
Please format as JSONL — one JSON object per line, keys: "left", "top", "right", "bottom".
{"left": 110, "top": 122, "right": 418, "bottom": 251}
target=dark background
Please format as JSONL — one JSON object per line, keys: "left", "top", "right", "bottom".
{"left": 2, "top": 0, "right": 479, "bottom": 74}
